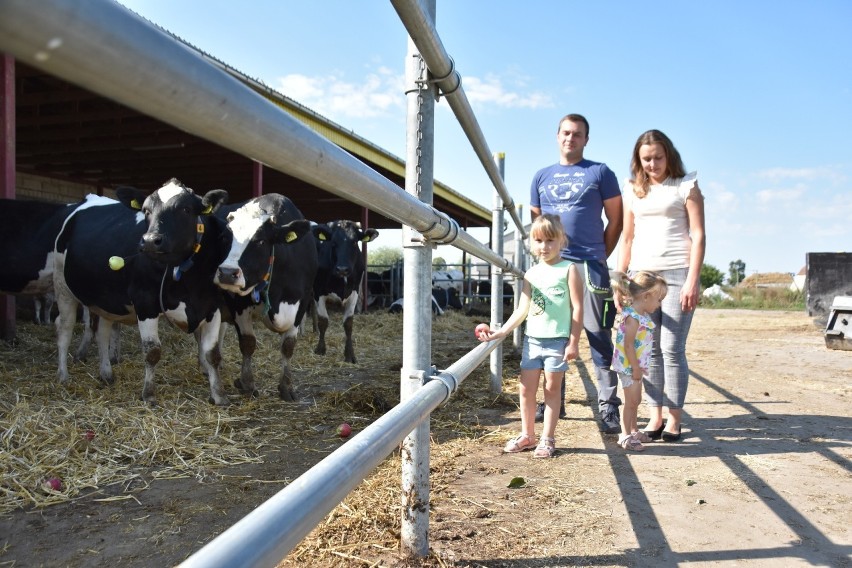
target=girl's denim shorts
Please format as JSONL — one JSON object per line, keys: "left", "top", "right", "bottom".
{"left": 521, "top": 336, "right": 569, "bottom": 372}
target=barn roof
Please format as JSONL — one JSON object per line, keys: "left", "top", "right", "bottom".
{"left": 10, "top": 35, "right": 490, "bottom": 231}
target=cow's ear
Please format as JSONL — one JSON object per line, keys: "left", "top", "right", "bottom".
{"left": 274, "top": 219, "right": 312, "bottom": 245}
{"left": 361, "top": 228, "right": 379, "bottom": 243}
{"left": 312, "top": 224, "right": 331, "bottom": 242}
{"left": 115, "top": 186, "right": 148, "bottom": 210}
{"left": 201, "top": 190, "right": 229, "bottom": 215}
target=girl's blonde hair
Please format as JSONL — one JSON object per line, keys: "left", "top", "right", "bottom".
{"left": 529, "top": 213, "right": 568, "bottom": 256}
{"left": 610, "top": 270, "right": 668, "bottom": 304}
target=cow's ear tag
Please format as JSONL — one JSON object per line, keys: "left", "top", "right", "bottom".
{"left": 318, "top": 233, "right": 327, "bottom": 242}
{"left": 108, "top": 256, "right": 125, "bottom": 271}
{"left": 130, "top": 199, "right": 141, "bottom": 210}
{"left": 201, "top": 205, "right": 213, "bottom": 215}
{"left": 285, "top": 231, "right": 297, "bottom": 243}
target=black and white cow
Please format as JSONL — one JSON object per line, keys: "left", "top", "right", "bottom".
{"left": 53, "top": 179, "right": 231, "bottom": 406}
{"left": 0, "top": 198, "right": 74, "bottom": 299}
{"left": 312, "top": 220, "right": 378, "bottom": 364}
{"left": 0, "top": 197, "right": 111, "bottom": 359}
{"left": 213, "top": 194, "right": 316, "bottom": 402}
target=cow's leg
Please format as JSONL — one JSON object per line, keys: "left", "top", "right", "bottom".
{"left": 95, "top": 318, "right": 116, "bottom": 385}
{"left": 278, "top": 328, "right": 299, "bottom": 401}
{"left": 197, "top": 311, "right": 228, "bottom": 406}
{"left": 53, "top": 264, "right": 77, "bottom": 384}
{"left": 108, "top": 323, "right": 121, "bottom": 365}
{"left": 43, "top": 292, "right": 55, "bottom": 324}
{"left": 232, "top": 309, "right": 258, "bottom": 397}
{"left": 73, "top": 307, "right": 94, "bottom": 362}
{"left": 341, "top": 291, "right": 359, "bottom": 364}
{"left": 34, "top": 296, "right": 45, "bottom": 325}
{"left": 138, "top": 317, "right": 162, "bottom": 406}
{"left": 314, "top": 297, "right": 329, "bottom": 356}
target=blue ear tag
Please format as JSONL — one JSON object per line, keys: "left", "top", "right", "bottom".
{"left": 173, "top": 258, "right": 194, "bottom": 281}
{"left": 252, "top": 289, "right": 261, "bottom": 303}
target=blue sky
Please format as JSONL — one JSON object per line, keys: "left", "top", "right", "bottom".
{"left": 118, "top": 0, "right": 851, "bottom": 276}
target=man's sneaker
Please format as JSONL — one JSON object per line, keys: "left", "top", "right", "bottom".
{"left": 601, "top": 407, "right": 621, "bottom": 434}
{"left": 534, "top": 402, "right": 567, "bottom": 422}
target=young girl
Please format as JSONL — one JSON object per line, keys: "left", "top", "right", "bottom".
{"left": 477, "top": 214, "right": 583, "bottom": 458}
{"left": 610, "top": 271, "right": 668, "bottom": 451}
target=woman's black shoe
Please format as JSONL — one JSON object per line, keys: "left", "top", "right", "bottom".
{"left": 662, "top": 427, "right": 682, "bottom": 442}
{"left": 642, "top": 425, "right": 664, "bottom": 441}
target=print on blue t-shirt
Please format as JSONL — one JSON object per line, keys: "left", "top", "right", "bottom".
{"left": 530, "top": 159, "right": 620, "bottom": 261}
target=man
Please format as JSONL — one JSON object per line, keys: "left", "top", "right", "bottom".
{"left": 529, "top": 113, "right": 623, "bottom": 433}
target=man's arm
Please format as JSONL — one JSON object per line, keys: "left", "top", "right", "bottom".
{"left": 601, "top": 195, "right": 623, "bottom": 258}
{"left": 530, "top": 206, "right": 541, "bottom": 221}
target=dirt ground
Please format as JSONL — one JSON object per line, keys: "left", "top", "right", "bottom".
{"left": 1, "top": 308, "right": 850, "bottom": 567}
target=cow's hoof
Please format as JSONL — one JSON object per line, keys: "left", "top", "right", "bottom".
{"left": 277, "top": 385, "right": 297, "bottom": 402}
{"left": 234, "top": 379, "right": 259, "bottom": 397}
{"left": 314, "top": 346, "right": 326, "bottom": 356}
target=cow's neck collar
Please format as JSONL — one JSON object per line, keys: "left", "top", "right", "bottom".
{"left": 172, "top": 216, "right": 205, "bottom": 281}
{"left": 251, "top": 249, "right": 275, "bottom": 306}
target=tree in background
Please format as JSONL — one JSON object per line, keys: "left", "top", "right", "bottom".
{"left": 368, "top": 246, "right": 403, "bottom": 268}
{"left": 728, "top": 259, "right": 746, "bottom": 285}
{"left": 700, "top": 264, "right": 725, "bottom": 289}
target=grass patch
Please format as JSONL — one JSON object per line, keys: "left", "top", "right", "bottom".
{"left": 700, "top": 286, "right": 805, "bottom": 310}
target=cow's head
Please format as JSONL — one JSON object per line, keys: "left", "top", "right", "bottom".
{"left": 313, "top": 220, "right": 379, "bottom": 280}
{"left": 215, "top": 197, "right": 311, "bottom": 295}
{"left": 117, "top": 178, "right": 228, "bottom": 266}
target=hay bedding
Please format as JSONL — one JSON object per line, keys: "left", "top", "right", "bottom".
{"left": 0, "top": 309, "right": 523, "bottom": 565}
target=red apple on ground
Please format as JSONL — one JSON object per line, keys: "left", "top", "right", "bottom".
{"left": 43, "top": 477, "right": 62, "bottom": 492}
{"left": 337, "top": 423, "right": 352, "bottom": 438}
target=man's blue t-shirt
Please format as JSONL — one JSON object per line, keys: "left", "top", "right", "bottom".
{"left": 529, "top": 159, "right": 620, "bottom": 261}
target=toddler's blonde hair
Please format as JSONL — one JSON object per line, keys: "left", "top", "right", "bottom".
{"left": 610, "top": 270, "right": 668, "bottom": 305}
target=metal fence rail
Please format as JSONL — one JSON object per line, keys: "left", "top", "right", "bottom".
{"left": 179, "top": 341, "right": 500, "bottom": 567}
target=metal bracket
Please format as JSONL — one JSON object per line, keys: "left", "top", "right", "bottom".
{"left": 410, "top": 365, "right": 438, "bottom": 385}
{"left": 416, "top": 56, "right": 461, "bottom": 102}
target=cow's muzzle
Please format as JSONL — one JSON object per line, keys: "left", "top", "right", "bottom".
{"left": 140, "top": 232, "right": 164, "bottom": 254}
{"left": 216, "top": 266, "right": 242, "bottom": 286}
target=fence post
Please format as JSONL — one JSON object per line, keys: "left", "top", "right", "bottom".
{"left": 400, "top": 1, "right": 436, "bottom": 557}
{"left": 489, "top": 152, "right": 506, "bottom": 394}
{"left": 512, "top": 203, "right": 524, "bottom": 350}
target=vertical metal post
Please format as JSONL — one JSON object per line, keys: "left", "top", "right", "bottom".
{"left": 489, "top": 152, "right": 505, "bottom": 394}
{"left": 400, "top": 0, "right": 436, "bottom": 557}
{"left": 1, "top": 54, "right": 16, "bottom": 341}
{"left": 251, "top": 160, "right": 263, "bottom": 198}
{"left": 512, "top": 204, "right": 524, "bottom": 350}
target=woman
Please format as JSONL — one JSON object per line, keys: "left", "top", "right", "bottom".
{"left": 617, "top": 130, "right": 706, "bottom": 442}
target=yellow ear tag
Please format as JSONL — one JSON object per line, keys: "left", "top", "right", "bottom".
{"left": 130, "top": 199, "right": 141, "bottom": 210}
{"left": 318, "top": 233, "right": 327, "bottom": 241}
{"left": 201, "top": 205, "right": 213, "bottom": 215}
{"left": 285, "top": 231, "right": 297, "bottom": 243}
{"left": 108, "top": 256, "right": 125, "bottom": 271}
